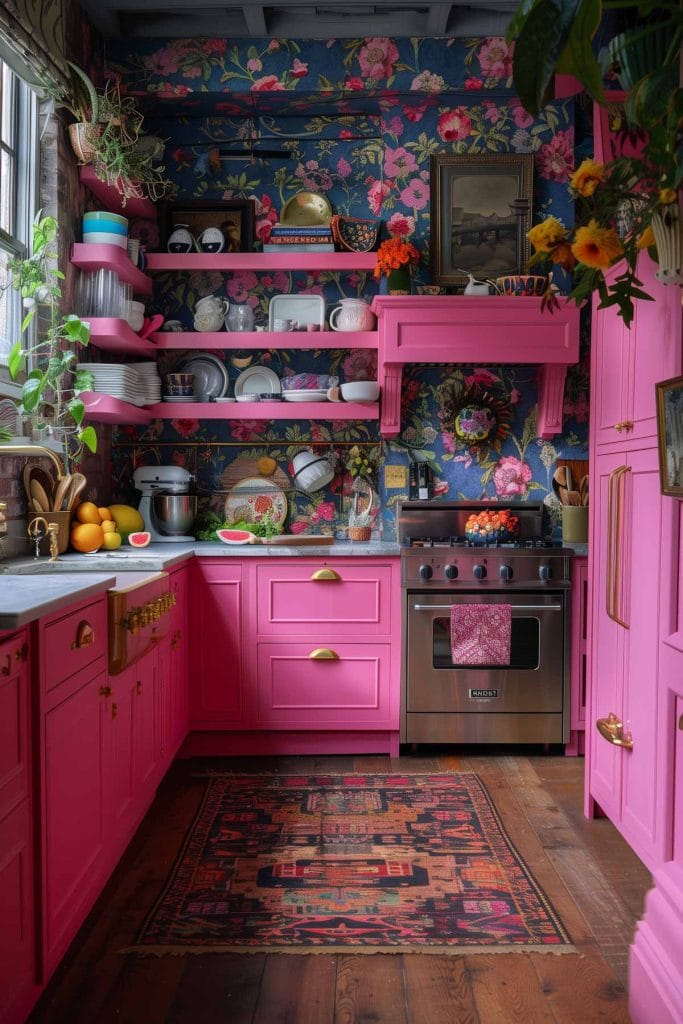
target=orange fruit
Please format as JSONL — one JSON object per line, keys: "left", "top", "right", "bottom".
{"left": 75, "top": 501, "right": 101, "bottom": 525}
{"left": 97, "top": 506, "right": 112, "bottom": 522}
{"left": 70, "top": 522, "right": 104, "bottom": 553}
{"left": 101, "top": 519, "right": 117, "bottom": 534}
{"left": 102, "top": 531, "right": 122, "bottom": 550}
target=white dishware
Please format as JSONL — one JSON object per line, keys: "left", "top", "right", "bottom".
{"left": 340, "top": 380, "right": 380, "bottom": 402}
{"left": 167, "top": 224, "right": 196, "bottom": 254}
{"left": 226, "top": 304, "right": 255, "bottom": 332}
{"left": 177, "top": 353, "right": 230, "bottom": 401}
{"left": 268, "top": 293, "right": 325, "bottom": 331}
{"left": 329, "top": 298, "right": 375, "bottom": 332}
{"left": 161, "top": 320, "right": 184, "bottom": 332}
{"left": 291, "top": 449, "right": 335, "bottom": 492}
{"left": 281, "top": 389, "right": 328, "bottom": 402}
{"left": 194, "top": 314, "right": 224, "bottom": 333}
{"left": 198, "top": 227, "right": 225, "bottom": 253}
{"left": 127, "top": 300, "right": 145, "bottom": 332}
{"left": 234, "top": 365, "right": 281, "bottom": 397}
{"left": 272, "top": 317, "right": 296, "bottom": 332}
{"left": 224, "top": 478, "right": 288, "bottom": 528}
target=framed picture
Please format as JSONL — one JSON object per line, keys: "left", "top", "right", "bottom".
{"left": 161, "top": 199, "right": 255, "bottom": 253}
{"left": 656, "top": 375, "right": 683, "bottom": 497}
{"left": 429, "top": 153, "right": 534, "bottom": 290}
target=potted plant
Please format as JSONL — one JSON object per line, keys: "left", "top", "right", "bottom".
{"left": 53, "top": 62, "right": 176, "bottom": 206}
{"left": 507, "top": 0, "right": 682, "bottom": 324}
{"left": 2, "top": 213, "right": 96, "bottom": 469}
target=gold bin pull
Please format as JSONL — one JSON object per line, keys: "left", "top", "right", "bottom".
{"left": 308, "top": 648, "right": 340, "bottom": 660}
{"left": 310, "top": 568, "right": 341, "bottom": 582}
{"left": 71, "top": 620, "right": 94, "bottom": 650}
{"left": 596, "top": 713, "right": 634, "bottom": 750}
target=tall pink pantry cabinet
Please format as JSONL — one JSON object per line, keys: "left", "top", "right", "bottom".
{"left": 585, "top": 252, "right": 683, "bottom": 1021}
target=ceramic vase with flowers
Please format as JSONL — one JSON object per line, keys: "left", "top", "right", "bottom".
{"left": 374, "top": 237, "right": 421, "bottom": 295}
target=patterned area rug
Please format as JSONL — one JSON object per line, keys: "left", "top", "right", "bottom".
{"left": 131, "top": 773, "right": 573, "bottom": 955}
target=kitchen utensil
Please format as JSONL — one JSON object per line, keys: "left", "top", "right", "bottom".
{"left": 291, "top": 450, "right": 335, "bottom": 492}
{"left": 579, "top": 475, "right": 589, "bottom": 505}
{"left": 224, "top": 478, "right": 287, "bottom": 528}
{"left": 340, "top": 381, "right": 380, "bottom": 403}
{"left": 234, "top": 365, "right": 281, "bottom": 398}
{"left": 151, "top": 491, "right": 198, "bottom": 536}
{"left": 329, "top": 298, "right": 376, "bottom": 332}
{"left": 217, "top": 530, "right": 334, "bottom": 546}
{"left": 552, "top": 467, "right": 570, "bottom": 504}
{"left": 556, "top": 459, "right": 589, "bottom": 491}
{"left": 280, "top": 191, "right": 333, "bottom": 226}
{"left": 565, "top": 489, "right": 583, "bottom": 506}
{"left": 65, "top": 473, "right": 87, "bottom": 511}
{"left": 268, "top": 293, "right": 325, "bottom": 331}
{"left": 54, "top": 475, "right": 73, "bottom": 513}
{"left": 177, "top": 353, "right": 229, "bottom": 401}
{"left": 30, "top": 478, "right": 51, "bottom": 514}
{"left": 281, "top": 389, "right": 329, "bottom": 402}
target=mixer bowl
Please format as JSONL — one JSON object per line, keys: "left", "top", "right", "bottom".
{"left": 152, "top": 492, "right": 197, "bottom": 535}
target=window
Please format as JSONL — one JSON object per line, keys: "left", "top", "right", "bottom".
{"left": 0, "top": 58, "right": 38, "bottom": 395}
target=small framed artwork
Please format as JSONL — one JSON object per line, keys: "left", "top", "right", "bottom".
{"left": 161, "top": 199, "right": 255, "bottom": 253}
{"left": 656, "top": 375, "right": 683, "bottom": 497}
{"left": 429, "top": 153, "right": 534, "bottom": 290}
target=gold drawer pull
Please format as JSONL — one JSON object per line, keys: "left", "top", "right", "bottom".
{"left": 596, "top": 713, "right": 633, "bottom": 750}
{"left": 99, "top": 685, "right": 112, "bottom": 698}
{"left": 678, "top": 714, "right": 683, "bottom": 732}
{"left": 71, "top": 620, "right": 94, "bottom": 650}
{"left": 171, "top": 629, "right": 182, "bottom": 650}
{"left": 135, "top": 680, "right": 142, "bottom": 696}
{"left": 308, "top": 648, "right": 340, "bottom": 660}
{"left": 15, "top": 643, "right": 28, "bottom": 662}
{"left": 310, "top": 568, "right": 341, "bottom": 582}
{"left": 1, "top": 654, "right": 11, "bottom": 676}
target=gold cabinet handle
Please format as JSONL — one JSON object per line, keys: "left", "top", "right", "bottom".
{"left": 1, "top": 654, "right": 11, "bottom": 676}
{"left": 310, "top": 568, "right": 341, "bottom": 582}
{"left": 607, "top": 466, "right": 628, "bottom": 626}
{"left": 15, "top": 643, "right": 28, "bottom": 662}
{"left": 679, "top": 714, "right": 683, "bottom": 732}
{"left": 596, "top": 713, "right": 633, "bottom": 750}
{"left": 171, "top": 629, "right": 182, "bottom": 650}
{"left": 71, "top": 620, "right": 95, "bottom": 650}
{"left": 99, "top": 685, "right": 113, "bottom": 698}
{"left": 613, "top": 466, "right": 630, "bottom": 629}
{"left": 308, "top": 648, "right": 340, "bottom": 660}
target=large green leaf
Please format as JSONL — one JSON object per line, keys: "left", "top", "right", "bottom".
{"left": 8, "top": 342, "right": 23, "bottom": 379}
{"left": 78, "top": 426, "right": 98, "bottom": 453}
{"left": 512, "top": 0, "right": 582, "bottom": 116}
{"left": 555, "top": 0, "right": 604, "bottom": 104}
{"left": 21, "top": 375, "right": 44, "bottom": 412}
{"left": 505, "top": 0, "right": 542, "bottom": 43}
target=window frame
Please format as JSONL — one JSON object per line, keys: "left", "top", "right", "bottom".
{"left": 0, "top": 61, "right": 39, "bottom": 399}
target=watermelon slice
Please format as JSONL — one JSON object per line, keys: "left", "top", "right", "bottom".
{"left": 216, "top": 528, "right": 257, "bottom": 545}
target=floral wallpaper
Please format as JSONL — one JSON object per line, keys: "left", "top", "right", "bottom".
{"left": 106, "top": 35, "right": 589, "bottom": 540}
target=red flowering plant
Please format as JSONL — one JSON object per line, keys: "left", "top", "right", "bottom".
{"left": 373, "top": 236, "right": 421, "bottom": 279}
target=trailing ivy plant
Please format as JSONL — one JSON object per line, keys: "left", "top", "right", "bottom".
{"left": 2, "top": 213, "right": 96, "bottom": 466}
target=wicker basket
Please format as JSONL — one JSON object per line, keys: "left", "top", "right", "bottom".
{"left": 68, "top": 122, "right": 102, "bottom": 164}
{"left": 348, "top": 525, "right": 372, "bottom": 542}
{"left": 330, "top": 215, "right": 381, "bottom": 253}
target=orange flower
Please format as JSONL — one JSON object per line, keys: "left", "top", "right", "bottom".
{"left": 636, "top": 225, "right": 656, "bottom": 250}
{"left": 659, "top": 187, "right": 678, "bottom": 205}
{"left": 571, "top": 220, "right": 623, "bottom": 269}
{"left": 570, "top": 159, "right": 606, "bottom": 198}
{"left": 527, "top": 216, "right": 567, "bottom": 253}
{"left": 551, "top": 241, "right": 577, "bottom": 272}
{"left": 374, "top": 236, "right": 421, "bottom": 278}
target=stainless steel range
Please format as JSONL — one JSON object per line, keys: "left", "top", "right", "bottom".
{"left": 399, "top": 501, "right": 571, "bottom": 746}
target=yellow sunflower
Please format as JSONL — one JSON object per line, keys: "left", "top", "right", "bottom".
{"left": 571, "top": 220, "right": 624, "bottom": 269}
{"left": 527, "top": 216, "right": 568, "bottom": 254}
{"left": 636, "top": 225, "right": 656, "bottom": 250}
{"left": 570, "top": 159, "right": 606, "bottom": 198}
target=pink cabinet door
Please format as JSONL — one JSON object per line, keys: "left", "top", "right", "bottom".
{"left": 0, "top": 799, "right": 34, "bottom": 1024}
{"left": 256, "top": 642, "right": 393, "bottom": 729}
{"left": 191, "top": 562, "right": 245, "bottom": 725}
{"left": 169, "top": 566, "right": 189, "bottom": 751}
{"left": 42, "top": 665, "right": 109, "bottom": 973}
{"left": 591, "top": 287, "right": 630, "bottom": 450}
{"left": 567, "top": 557, "right": 588, "bottom": 754}
{"left": 0, "top": 630, "right": 30, "bottom": 821}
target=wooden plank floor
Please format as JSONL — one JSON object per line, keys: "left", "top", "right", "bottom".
{"left": 28, "top": 752, "right": 651, "bottom": 1024}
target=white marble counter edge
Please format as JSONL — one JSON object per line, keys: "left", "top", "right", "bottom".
{"left": 0, "top": 574, "right": 117, "bottom": 630}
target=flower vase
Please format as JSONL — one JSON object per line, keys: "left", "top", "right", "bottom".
{"left": 386, "top": 265, "right": 411, "bottom": 295}
{"left": 348, "top": 476, "right": 375, "bottom": 542}
{"left": 651, "top": 205, "right": 683, "bottom": 285}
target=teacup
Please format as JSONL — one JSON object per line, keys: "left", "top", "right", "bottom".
{"left": 161, "top": 320, "right": 183, "bottom": 332}
{"left": 196, "top": 295, "right": 229, "bottom": 318}
{"left": 194, "top": 314, "right": 224, "bottom": 333}
{"left": 273, "top": 318, "right": 295, "bottom": 332}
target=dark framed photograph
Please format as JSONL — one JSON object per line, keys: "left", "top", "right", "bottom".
{"left": 656, "top": 375, "right": 683, "bottom": 497}
{"left": 429, "top": 153, "right": 534, "bottom": 290}
{"left": 162, "top": 199, "right": 255, "bottom": 253}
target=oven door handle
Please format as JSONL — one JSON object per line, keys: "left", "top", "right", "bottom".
{"left": 412, "top": 603, "right": 563, "bottom": 612}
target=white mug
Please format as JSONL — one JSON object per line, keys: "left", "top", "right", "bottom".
{"left": 196, "top": 295, "right": 229, "bottom": 319}
{"left": 194, "top": 314, "right": 223, "bottom": 333}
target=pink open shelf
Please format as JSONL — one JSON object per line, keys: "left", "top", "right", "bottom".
{"left": 145, "top": 252, "right": 377, "bottom": 273}
{"left": 79, "top": 166, "right": 157, "bottom": 219}
{"left": 81, "top": 392, "right": 151, "bottom": 424}
{"left": 71, "top": 243, "right": 153, "bottom": 296}
{"left": 87, "top": 318, "right": 158, "bottom": 355}
{"left": 146, "top": 402, "right": 379, "bottom": 420}
{"left": 151, "top": 330, "right": 378, "bottom": 349}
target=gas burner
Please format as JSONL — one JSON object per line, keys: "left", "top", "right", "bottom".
{"left": 406, "top": 536, "right": 466, "bottom": 548}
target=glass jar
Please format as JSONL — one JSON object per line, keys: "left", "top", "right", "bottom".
{"left": 226, "top": 304, "right": 255, "bottom": 332}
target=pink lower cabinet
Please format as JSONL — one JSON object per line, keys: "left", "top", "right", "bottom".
{"left": 190, "top": 560, "right": 245, "bottom": 727}
{"left": 0, "top": 629, "right": 34, "bottom": 1024}
{"left": 566, "top": 557, "right": 588, "bottom": 756}
{"left": 256, "top": 643, "right": 393, "bottom": 729}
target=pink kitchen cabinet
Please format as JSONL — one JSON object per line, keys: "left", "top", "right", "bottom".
{"left": 158, "top": 565, "right": 190, "bottom": 766}
{"left": 190, "top": 560, "right": 245, "bottom": 727}
{"left": 566, "top": 557, "right": 588, "bottom": 756}
{"left": 0, "top": 629, "right": 35, "bottom": 1024}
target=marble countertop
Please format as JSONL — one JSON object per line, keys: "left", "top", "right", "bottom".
{"left": 0, "top": 574, "right": 117, "bottom": 630}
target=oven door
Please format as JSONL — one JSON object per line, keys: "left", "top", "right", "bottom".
{"left": 406, "top": 591, "right": 565, "bottom": 714}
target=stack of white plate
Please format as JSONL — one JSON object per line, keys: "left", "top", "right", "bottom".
{"left": 78, "top": 362, "right": 162, "bottom": 407}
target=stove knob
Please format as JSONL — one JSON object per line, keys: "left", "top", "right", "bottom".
{"left": 444, "top": 564, "right": 458, "bottom": 580}
{"left": 499, "top": 564, "right": 513, "bottom": 581}
{"left": 539, "top": 563, "right": 553, "bottom": 582}
{"left": 419, "top": 564, "right": 433, "bottom": 581}
{"left": 473, "top": 564, "right": 487, "bottom": 580}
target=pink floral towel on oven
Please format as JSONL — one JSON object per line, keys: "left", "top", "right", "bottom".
{"left": 450, "top": 604, "right": 512, "bottom": 665}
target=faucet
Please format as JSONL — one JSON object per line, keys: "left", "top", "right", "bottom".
{"left": 0, "top": 443, "right": 65, "bottom": 479}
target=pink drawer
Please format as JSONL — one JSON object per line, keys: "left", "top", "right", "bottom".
{"left": 256, "top": 562, "right": 393, "bottom": 637}
{"left": 256, "top": 641, "right": 393, "bottom": 728}
{"left": 42, "top": 596, "right": 107, "bottom": 692}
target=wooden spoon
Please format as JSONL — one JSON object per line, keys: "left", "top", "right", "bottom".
{"left": 65, "top": 472, "right": 87, "bottom": 511}
{"left": 552, "top": 467, "right": 569, "bottom": 504}
{"left": 579, "top": 475, "right": 589, "bottom": 506}
{"left": 54, "top": 475, "right": 73, "bottom": 512}
{"left": 30, "top": 478, "right": 51, "bottom": 514}
{"left": 565, "top": 489, "right": 583, "bottom": 506}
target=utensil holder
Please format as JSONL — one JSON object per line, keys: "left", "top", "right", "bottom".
{"left": 561, "top": 506, "right": 588, "bottom": 544}
{"left": 348, "top": 526, "right": 372, "bottom": 542}
{"left": 27, "top": 510, "right": 72, "bottom": 554}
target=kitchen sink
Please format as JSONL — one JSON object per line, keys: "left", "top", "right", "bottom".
{"left": 1, "top": 552, "right": 148, "bottom": 574}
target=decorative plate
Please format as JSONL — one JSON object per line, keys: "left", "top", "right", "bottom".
{"left": 177, "top": 353, "right": 229, "bottom": 400}
{"left": 234, "top": 365, "right": 281, "bottom": 397}
{"left": 281, "top": 389, "right": 328, "bottom": 402}
{"left": 224, "top": 478, "right": 288, "bottom": 529}
{"left": 280, "top": 191, "right": 333, "bottom": 226}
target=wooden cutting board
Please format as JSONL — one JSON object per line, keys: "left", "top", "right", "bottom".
{"left": 261, "top": 534, "right": 334, "bottom": 546}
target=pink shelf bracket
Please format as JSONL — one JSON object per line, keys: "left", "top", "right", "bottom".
{"left": 379, "top": 364, "right": 403, "bottom": 438}
{"left": 536, "top": 363, "right": 569, "bottom": 438}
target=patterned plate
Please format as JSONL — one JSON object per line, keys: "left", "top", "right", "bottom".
{"left": 224, "top": 477, "right": 287, "bottom": 528}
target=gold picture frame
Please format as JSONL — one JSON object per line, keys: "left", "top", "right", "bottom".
{"left": 656, "top": 375, "right": 683, "bottom": 497}
{"left": 429, "top": 153, "right": 534, "bottom": 290}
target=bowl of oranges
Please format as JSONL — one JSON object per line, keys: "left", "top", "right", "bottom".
{"left": 465, "top": 508, "right": 519, "bottom": 544}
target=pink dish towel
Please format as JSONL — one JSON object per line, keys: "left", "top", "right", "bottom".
{"left": 450, "top": 604, "right": 512, "bottom": 666}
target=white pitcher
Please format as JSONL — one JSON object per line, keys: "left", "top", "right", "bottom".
{"left": 329, "top": 298, "right": 375, "bottom": 332}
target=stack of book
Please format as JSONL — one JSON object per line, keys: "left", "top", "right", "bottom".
{"left": 263, "top": 223, "right": 334, "bottom": 253}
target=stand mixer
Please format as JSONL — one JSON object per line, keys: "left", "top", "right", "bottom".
{"left": 133, "top": 466, "right": 197, "bottom": 543}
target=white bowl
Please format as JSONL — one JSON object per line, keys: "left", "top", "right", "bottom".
{"left": 340, "top": 381, "right": 380, "bottom": 403}
{"left": 82, "top": 231, "right": 128, "bottom": 249}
